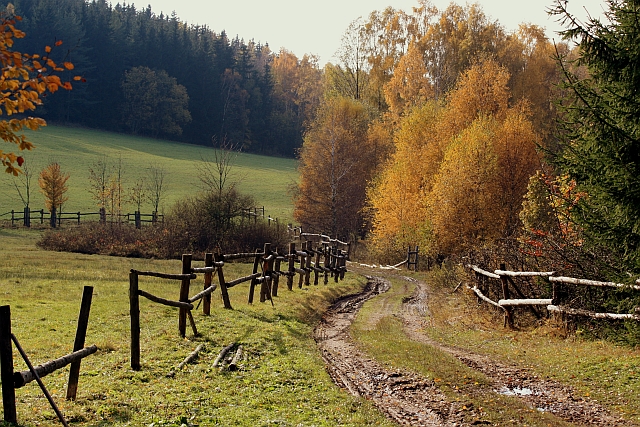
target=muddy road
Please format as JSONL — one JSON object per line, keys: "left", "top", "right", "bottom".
{"left": 314, "top": 275, "right": 631, "bottom": 426}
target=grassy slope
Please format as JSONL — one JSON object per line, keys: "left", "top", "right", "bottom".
{"left": 0, "top": 229, "right": 392, "bottom": 426}
{"left": 0, "top": 126, "right": 298, "bottom": 222}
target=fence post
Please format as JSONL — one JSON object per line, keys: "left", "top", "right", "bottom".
{"left": 11, "top": 210, "right": 15, "bottom": 227}
{"left": 304, "top": 241, "right": 312, "bottom": 286}
{"left": 273, "top": 248, "right": 281, "bottom": 297}
{"left": 499, "top": 263, "right": 514, "bottom": 328}
{"left": 248, "top": 250, "right": 261, "bottom": 304}
{"left": 203, "top": 253, "right": 213, "bottom": 315}
{"left": 129, "top": 271, "right": 141, "bottom": 371}
{"left": 67, "top": 286, "right": 93, "bottom": 400}
{"left": 0, "top": 305, "right": 17, "bottom": 424}
{"left": 313, "top": 246, "right": 321, "bottom": 285}
{"left": 287, "top": 243, "right": 295, "bottom": 291}
{"left": 23, "top": 206, "right": 30, "bottom": 227}
{"left": 215, "top": 252, "right": 232, "bottom": 309}
{"left": 323, "top": 244, "right": 330, "bottom": 285}
{"left": 260, "top": 243, "right": 272, "bottom": 303}
{"left": 179, "top": 254, "right": 192, "bottom": 338}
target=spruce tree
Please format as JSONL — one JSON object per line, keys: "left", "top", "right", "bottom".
{"left": 551, "top": 0, "right": 640, "bottom": 274}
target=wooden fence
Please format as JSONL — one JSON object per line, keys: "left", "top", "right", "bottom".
{"left": 0, "top": 286, "right": 97, "bottom": 426}
{"left": 129, "top": 240, "right": 349, "bottom": 371}
{"left": 1, "top": 208, "right": 164, "bottom": 228}
{"left": 467, "top": 264, "right": 640, "bottom": 328}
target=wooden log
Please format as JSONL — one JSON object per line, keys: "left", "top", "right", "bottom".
{"left": 222, "top": 253, "right": 264, "bottom": 261}
{"left": 129, "top": 271, "right": 141, "bottom": 371}
{"left": 191, "top": 264, "right": 224, "bottom": 274}
{"left": 11, "top": 334, "right": 69, "bottom": 427}
{"left": 0, "top": 305, "right": 17, "bottom": 423}
{"left": 66, "top": 286, "right": 93, "bottom": 400}
{"left": 495, "top": 270, "right": 555, "bottom": 277}
{"left": 467, "top": 264, "right": 500, "bottom": 279}
{"left": 305, "top": 242, "right": 312, "bottom": 286}
{"left": 215, "top": 252, "right": 232, "bottom": 310}
{"left": 273, "top": 253, "right": 282, "bottom": 296}
{"left": 470, "top": 286, "right": 505, "bottom": 311}
{"left": 188, "top": 284, "right": 218, "bottom": 304}
{"left": 14, "top": 345, "right": 98, "bottom": 388}
{"left": 550, "top": 276, "right": 640, "bottom": 291}
{"left": 506, "top": 276, "right": 542, "bottom": 319}
{"left": 213, "top": 343, "right": 235, "bottom": 367}
{"left": 131, "top": 270, "right": 196, "bottom": 280}
{"left": 176, "top": 344, "right": 204, "bottom": 370}
{"left": 179, "top": 254, "right": 192, "bottom": 338}
{"left": 228, "top": 345, "right": 243, "bottom": 371}
{"left": 203, "top": 253, "right": 213, "bottom": 315}
{"left": 138, "top": 290, "right": 194, "bottom": 310}
{"left": 187, "top": 310, "right": 198, "bottom": 336}
{"left": 248, "top": 250, "right": 261, "bottom": 304}
{"left": 260, "top": 244, "right": 272, "bottom": 303}
{"left": 547, "top": 305, "right": 640, "bottom": 320}
{"left": 498, "top": 299, "right": 553, "bottom": 306}
{"left": 499, "top": 263, "right": 514, "bottom": 328}
{"left": 225, "top": 273, "right": 262, "bottom": 288}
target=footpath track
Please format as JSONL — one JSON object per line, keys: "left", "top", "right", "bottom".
{"left": 314, "top": 274, "right": 632, "bottom": 426}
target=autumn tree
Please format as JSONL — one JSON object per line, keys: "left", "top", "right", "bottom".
{"left": 0, "top": 6, "right": 76, "bottom": 175}
{"left": 38, "top": 162, "right": 68, "bottom": 227}
{"left": 294, "top": 96, "right": 376, "bottom": 239}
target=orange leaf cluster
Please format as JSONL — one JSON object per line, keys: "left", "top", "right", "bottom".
{"left": 0, "top": 10, "right": 80, "bottom": 175}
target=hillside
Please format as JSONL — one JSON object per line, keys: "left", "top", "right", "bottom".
{"left": 0, "top": 126, "right": 298, "bottom": 222}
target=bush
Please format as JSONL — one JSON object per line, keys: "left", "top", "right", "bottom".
{"left": 38, "top": 189, "right": 290, "bottom": 259}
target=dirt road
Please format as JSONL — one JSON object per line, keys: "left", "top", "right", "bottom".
{"left": 314, "top": 275, "right": 632, "bottom": 426}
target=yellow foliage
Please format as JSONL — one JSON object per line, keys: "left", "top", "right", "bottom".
{"left": 38, "top": 162, "right": 69, "bottom": 212}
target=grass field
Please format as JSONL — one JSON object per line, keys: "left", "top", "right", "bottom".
{"left": 0, "top": 126, "right": 298, "bottom": 223}
{"left": 0, "top": 229, "right": 391, "bottom": 426}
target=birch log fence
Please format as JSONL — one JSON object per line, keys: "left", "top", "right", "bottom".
{"left": 0, "top": 286, "right": 97, "bottom": 426}
{"left": 467, "top": 264, "right": 640, "bottom": 328}
{"left": 129, "top": 239, "right": 350, "bottom": 371}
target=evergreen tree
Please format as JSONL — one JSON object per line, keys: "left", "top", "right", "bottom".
{"left": 550, "top": 0, "right": 640, "bottom": 274}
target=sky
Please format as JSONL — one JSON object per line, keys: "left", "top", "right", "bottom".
{"left": 142, "top": 0, "right": 608, "bottom": 65}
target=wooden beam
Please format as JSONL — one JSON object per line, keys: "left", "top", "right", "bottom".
{"left": 550, "top": 276, "right": 640, "bottom": 291}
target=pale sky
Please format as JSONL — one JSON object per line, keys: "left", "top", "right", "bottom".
{"left": 142, "top": 0, "right": 607, "bottom": 65}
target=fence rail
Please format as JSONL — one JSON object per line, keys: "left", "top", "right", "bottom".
{"left": 467, "top": 264, "right": 640, "bottom": 327}
{"left": 129, "top": 238, "right": 350, "bottom": 371}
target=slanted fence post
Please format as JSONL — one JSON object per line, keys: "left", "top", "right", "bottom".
{"left": 248, "top": 249, "right": 261, "bottom": 304}
{"left": 129, "top": 270, "right": 141, "bottom": 371}
{"left": 178, "top": 254, "right": 192, "bottom": 338}
{"left": 67, "top": 286, "right": 93, "bottom": 400}
{"left": 203, "top": 253, "right": 213, "bottom": 315}
{"left": 215, "top": 251, "right": 232, "bottom": 309}
{"left": 272, "top": 248, "right": 281, "bottom": 297}
{"left": 0, "top": 305, "right": 17, "bottom": 424}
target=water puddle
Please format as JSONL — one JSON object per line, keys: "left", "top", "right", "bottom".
{"left": 498, "top": 386, "right": 534, "bottom": 396}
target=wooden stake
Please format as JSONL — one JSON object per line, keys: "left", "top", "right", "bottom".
{"left": 203, "top": 253, "right": 213, "bottom": 315}
{"left": 129, "top": 271, "right": 141, "bottom": 371}
{"left": 179, "top": 254, "right": 192, "bottom": 338}
{"left": 66, "top": 286, "right": 93, "bottom": 400}
{"left": 215, "top": 252, "right": 232, "bottom": 309}
{"left": 0, "top": 305, "right": 17, "bottom": 424}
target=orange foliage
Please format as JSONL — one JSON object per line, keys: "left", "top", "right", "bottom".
{"left": 0, "top": 8, "right": 77, "bottom": 175}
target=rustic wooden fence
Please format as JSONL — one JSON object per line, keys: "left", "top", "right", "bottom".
{"left": 1, "top": 208, "right": 164, "bottom": 228}
{"left": 467, "top": 264, "right": 640, "bottom": 328}
{"left": 129, "top": 240, "right": 349, "bottom": 371}
{"left": 0, "top": 286, "right": 97, "bottom": 426}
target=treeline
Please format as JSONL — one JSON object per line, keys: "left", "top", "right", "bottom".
{"left": 3, "top": 0, "right": 323, "bottom": 156}
{"left": 294, "top": 2, "right": 566, "bottom": 250}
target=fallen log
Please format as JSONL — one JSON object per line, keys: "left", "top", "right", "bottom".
{"left": 213, "top": 343, "right": 235, "bottom": 367}
{"left": 176, "top": 344, "right": 204, "bottom": 370}
{"left": 14, "top": 345, "right": 98, "bottom": 388}
{"left": 494, "top": 270, "right": 555, "bottom": 277}
{"left": 228, "top": 345, "right": 244, "bottom": 371}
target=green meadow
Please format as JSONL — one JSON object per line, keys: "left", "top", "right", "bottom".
{"left": 0, "top": 126, "right": 298, "bottom": 222}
